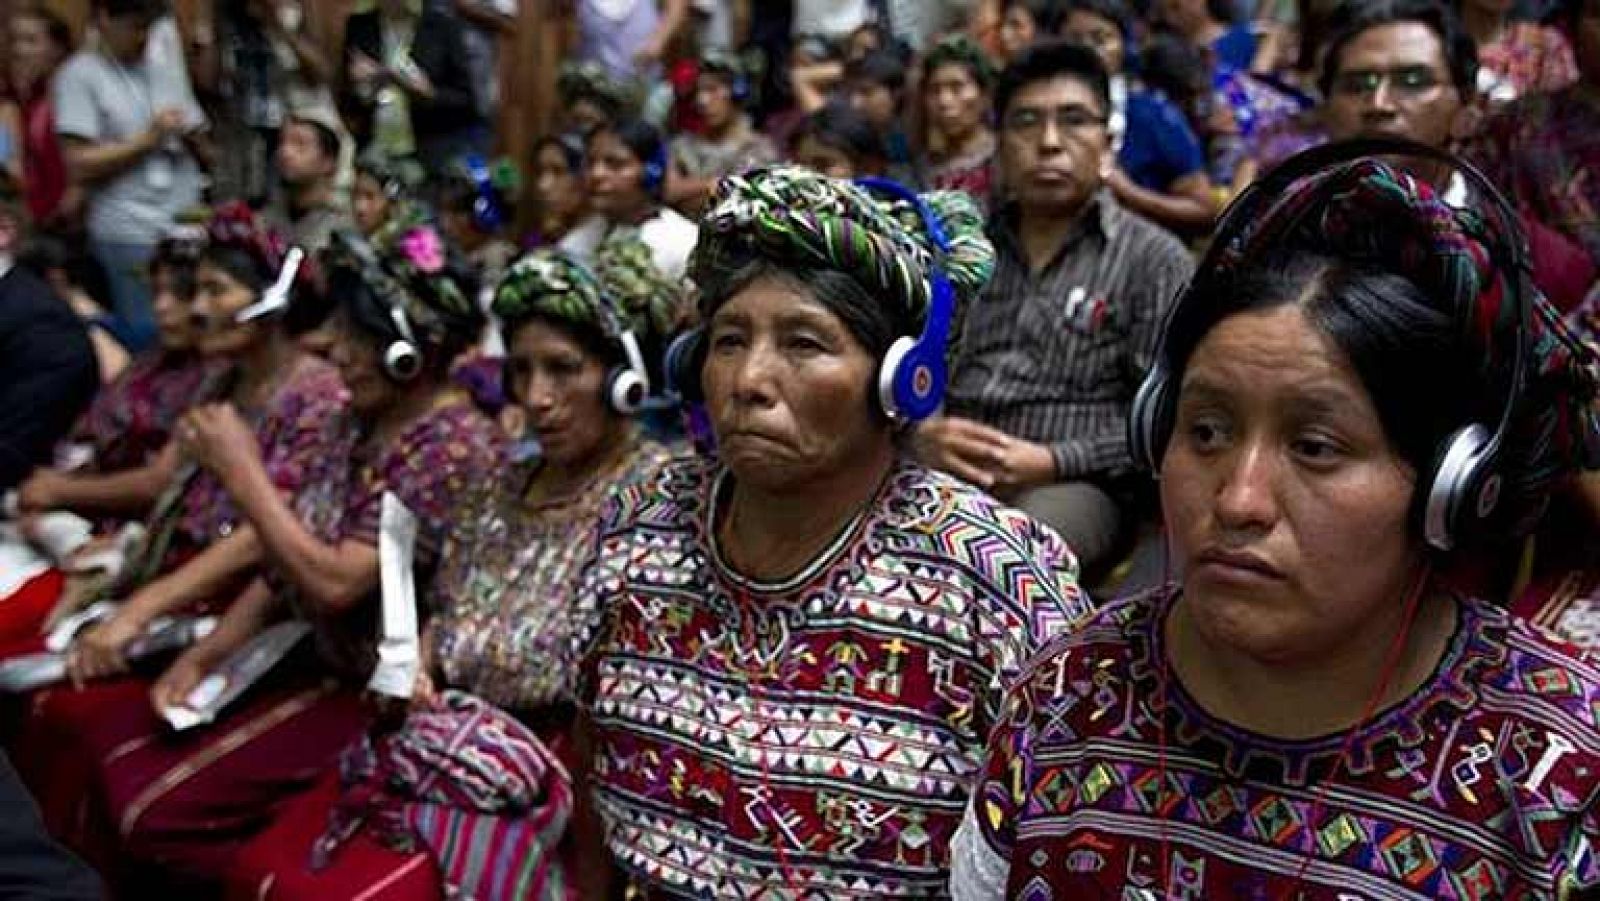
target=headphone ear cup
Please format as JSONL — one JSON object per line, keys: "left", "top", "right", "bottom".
{"left": 1422, "top": 423, "right": 1498, "bottom": 552}
{"left": 385, "top": 339, "right": 423, "bottom": 382}
{"left": 664, "top": 329, "right": 707, "bottom": 403}
{"left": 877, "top": 335, "right": 945, "bottom": 423}
{"left": 1128, "top": 365, "right": 1175, "bottom": 473}
{"left": 607, "top": 366, "right": 647, "bottom": 414}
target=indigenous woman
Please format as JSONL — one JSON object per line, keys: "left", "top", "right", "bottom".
{"left": 566, "top": 119, "right": 699, "bottom": 284}
{"left": 15, "top": 229, "right": 214, "bottom": 521}
{"left": 351, "top": 156, "right": 421, "bottom": 242}
{"left": 225, "top": 247, "right": 682, "bottom": 900}
{"left": 529, "top": 133, "right": 592, "bottom": 252}
{"left": 36, "top": 224, "right": 502, "bottom": 894}
{"left": 0, "top": 206, "right": 343, "bottom": 660}
{"left": 574, "top": 166, "right": 1091, "bottom": 897}
{"left": 950, "top": 148, "right": 1600, "bottom": 898}
{"left": 921, "top": 35, "right": 1000, "bottom": 210}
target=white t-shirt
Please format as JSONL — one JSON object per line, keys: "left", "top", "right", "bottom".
{"left": 561, "top": 208, "right": 700, "bottom": 283}
{"left": 793, "top": 0, "right": 870, "bottom": 38}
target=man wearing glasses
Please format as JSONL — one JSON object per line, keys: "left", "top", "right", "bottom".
{"left": 915, "top": 40, "right": 1193, "bottom": 578}
{"left": 1322, "top": 0, "right": 1595, "bottom": 311}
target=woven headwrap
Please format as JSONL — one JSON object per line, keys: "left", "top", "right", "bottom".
{"left": 326, "top": 226, "right": 480, "bottom": 353}
{"left": 595, "top": 229, "right": 690, "bottom": 339}
{"left": 206, "top": 201, "right": 291, "bottom": 277}
{"left": 923, "top": 33, "right": 997, "bottom": 89}
{"left": 556, "top": 60, "right": 639, "bottom": 119}
{"left": 1217, "top": 158, "right": 1600, "bottom": 503}
{"left": 491, "top": 249, "right": 647, "bottom": 352}
{"left": 688, "top": 165, "right": 994, "bottom": 331}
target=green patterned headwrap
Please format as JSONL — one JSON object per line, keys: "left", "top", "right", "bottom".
{"left": 687, "top": 165, "right": 994, "bottom": 329}
{"left": 492, "top": 244, "right": 683, "bottom": 351}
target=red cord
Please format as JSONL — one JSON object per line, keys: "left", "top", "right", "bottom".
{"left": 1154, "top": 562, "right": 1433, "bottom": 900}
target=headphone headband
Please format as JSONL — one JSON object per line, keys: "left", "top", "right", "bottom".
{"left": 852, "top": 175, "right": 954, "bottom": 347}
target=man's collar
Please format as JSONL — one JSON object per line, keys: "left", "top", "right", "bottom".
{"left": 992, "top": 189, "right": 1121, "bottom": 260}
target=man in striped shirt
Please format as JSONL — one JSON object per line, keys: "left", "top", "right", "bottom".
{"left": 915, "top": 40, "right": 1194, "bottom": 572}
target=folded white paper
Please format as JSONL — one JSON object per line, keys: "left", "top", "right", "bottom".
{"left": 161, "top": 620, "right": 312, "bottom": 731}
{"left": 368, "top": 492, "right": 420, "bottom": 700}
{"left": 30, "top": 512, "right": 93, "bottom": 563}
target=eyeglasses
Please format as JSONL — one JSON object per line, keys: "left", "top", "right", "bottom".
{"left": 1331, "top": 66, "right": 1447, "bottom": 98}
{"left": 1002, "top": 105, "right": 1109, "bottom": 138}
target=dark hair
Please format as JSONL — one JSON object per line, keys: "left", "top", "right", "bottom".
{"left": 92, "top": 0, "right": 162, "bottom": 20}
{"left": 149, "top": 237, "right": 201, "bottom": 299}
{"left": 1003, "top": 0, "right": 1070, "bottom": 34}
{"left": 12, "top": 2, "right": 74, "bottom": 53}
{"left": 199, "top": 245, "right": 275, "bottom": 294}
{"left": 790, "top": 104, "right": 888, "bottom": 166}
{"left": 845, "top": 48, "right": 909, "bottom": 94}
{"left": 534, "top": 132, "right": 585, "bottom": 173}
{"left": 699, "top": 258, "right": 905, "bottom": 360}
{"left": 1139, "top": 32, "right": 1210, "bottom": 110}
{"left": 285, "top": 115, "right": 341, "bottom": 161}
{"left": 1061, "top": 0, "right": 1134, "bottom": 44}
{"left": 1165, "top": 249, "right": 1551, "bottom": 547}
{"left": 329, "top": 258, "right": 481, "bottom": 378}
{"left": 1319, "top": 0, "right": 1478, "bottom": 97}
{"left": 439, "top": 170, "right": 518, "bottom": 227}
{"left": 995, "top": 39, "right": 1113, "bottom": 119}
{"left": 589, "top": 119, "right": 667, "bottom": 198}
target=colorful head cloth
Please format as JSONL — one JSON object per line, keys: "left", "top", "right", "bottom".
{"left": 326, "top": 225, "right": 479, "bottom": 351}
{"left": 595, "top": 229, "right": 690, "bottom": 339}
{"left": 492, "top": 248, "right": 647, "bottom": 351}
{"left": 556, "top": 60, "right": 638, "bottom": 118}
{"left": 688, "top": 164, "right": 994, "bottom": 327}
{"left": 1220, "top": 157, "right": 1600, "bottom": 500}
{"left": 923, "top": 33, "right": 997, "bottom": 89}
{"left": 206, "top": 201, "right": 291, "bottom": 276}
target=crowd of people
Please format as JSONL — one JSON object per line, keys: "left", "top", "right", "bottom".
{"left": 0, "top": 0, "right": 1596, "bottom": 897}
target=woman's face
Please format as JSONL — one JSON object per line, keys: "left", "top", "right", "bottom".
{"left": 506, "top": 319, "right": 616, "bottom": 469}
{"left": 10, "top": 13, "right": 64, "bottom": 89}
{"left": 193, "top": 261, "right": 266, "bottom": 356}
{"left": 587, "top": 130, "right": 651, "bottom": 221}
{"left": 150, "top": 266, "right": 197, "bottom": 351}
{"left": 1160, "top": 305, "right": 1421, "bottom": 666}
{"left": 326, "top": 312, "right": 400, "bottom": 415}
{"left": 1062, "top": 10, "right": 1127, "bottom": 75}
{"left": 1000, "top": 6, "right": 1039, "bottom": 62}
{"left": 793, "top": 135, "right": 860, "bottom": 179}
{"left": 352, "top": 174, "right": 392, "bottom": 236}
{"left": 534, "top": 144, "right": 584, "bottom": 226}
{"left": 702, "top": 275, "right": 886, "bottom": 493}
{"left": 925, "top": 63, "right": 988, "bottom": 141}
{"left": 695, "top": 74, "right": 737, "bottom": 132}
{"left": 847, "top": 80, "right": 898, "bottom": 130}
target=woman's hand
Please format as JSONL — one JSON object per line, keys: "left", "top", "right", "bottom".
{"left": 149, "top": 645, "right": 217, "bottom": 714}
{"left": 178, "top": 403, "right": 259, "bottom": 477}
{"left": 16, "top": 469, "right": 66, "bottom": 514}
{"left": 65, "top": 609, "right": 149, "bottom": 686}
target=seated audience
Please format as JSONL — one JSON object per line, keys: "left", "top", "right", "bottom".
{"left": 1062, "top": 0, "right": 1224, "bottom": 233}
{"left": 566, "top": 119, "right": 699, "bottom": 282}
{"left": 949, "top": 149, "right": 1600, "bottom": 901}
{"left": 922, "top": 34, "right": 1001, "bottom": 208}
{"left": 29, "top": 224, "right": 500, "bottom": 893}
{"left": 263, "top": 113, "right": 352, "bottom": 256}
{"left": 529, "top": 133, "right": 593, "bottom": 251}
{"left": 1000, "top": 0, "right": 1069, "bottom": 62}
{"left": 350, "top": 156, "right": 422, "bottom": 242}
{"left": 437, "top": 155, "right": 521, "bottom": 353}
{"left": 555, "top": 59, "right": 639, "bottom": 138}
{"left": 843, "top": 49, "right": 919, "bottom": 182}
{"left": 920, "top": 42, "right": 1194, "bottom": 573}
{"left": 1321, "top": 0, "right": 1596, "bottom": 312}
{"left": 225, "top": 245, "right": 682, "bottom": 899}
{"left": 790, "top": 103, "right": 890, "bottom": 178}
{"left": 573, "top": 164, "right": 1090, "bottom": 897}
{"left": 666, "top": 50, "right": 779, "bottom": 214}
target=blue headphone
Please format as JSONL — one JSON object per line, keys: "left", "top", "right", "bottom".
{"left": 663, "top": 175, "right": 955, "bottom": 424}
{"left": 641, "top": 141, "right": 668, "bottom": 197}
{"left": 1127, "top": 137, "right": 1532, "bottom": 552}
{"left": 464, "top": 154, "right": 505, "bottom": 234}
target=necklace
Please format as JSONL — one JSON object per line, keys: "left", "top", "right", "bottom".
{"left": 1152, "top": 566, "right": 1431, "bottom": 900}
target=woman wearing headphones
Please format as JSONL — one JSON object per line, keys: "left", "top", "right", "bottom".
{"left": 567, "top": 118, "right": 699, "bottom": 283}
{"left": 351, "top": 156, "right": 422, "bottom": 241}
{"left": 40, "top": 225, "right": 502, "bottom": 894}
{"left": 225, "top": 246, "right": 682, "bottom": 900}
{"left": 950, "top": 146, "right": 1600, "bottom": 898}
{"left": 571, "top": 166, "right": 1091, "bottom": 897}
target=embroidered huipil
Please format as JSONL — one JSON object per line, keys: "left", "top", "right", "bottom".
{"left": 951, "top": 591, "right": 1600, "bottom": 900}
{"left": 284, "top": 395, "right": 503, "bottom": 680}
{"left": 74, "top": 351, "right": 217, "bottom": 473}
{"left": 579, "top": 456, "right": 1091, "bottom": 898}
{"left": 429, "top": 440, "right": 676, "bottom": 712}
